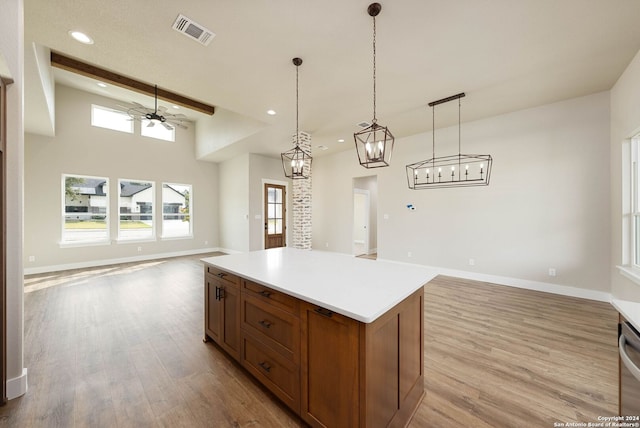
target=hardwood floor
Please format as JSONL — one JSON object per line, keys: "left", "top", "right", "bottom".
{"left": 0, "top": 256, "right": 618, "bottom": 427}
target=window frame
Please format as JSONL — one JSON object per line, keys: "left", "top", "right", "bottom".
{"left": 141, "top": 119, "right": 175, "bottom": 142}
{"left": 161, "top": 182, "right": 193, "bottom": 239}
{"left": 117, "top": 178, "right": 156, "bottom": 242}
{"left": 60, "top": 173, "right": 110, "bottom": 247}
{"left": 90, "top": 104, "right": 134, "bottom": 134}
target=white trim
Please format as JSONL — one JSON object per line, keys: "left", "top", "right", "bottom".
{"left": 218, "top": 247, "right": 244, "bottom": 255}
{"left": 377, "top": 258, "right": 611, "bottom": 302}
{"left": 618, "top": 265, "right": 640, "bottom": 287}
{"left": 7, "top": 368, "right": 27, "bottom": 400}
{"left": 24, "top": 247, "right": 222, "bottom": 275}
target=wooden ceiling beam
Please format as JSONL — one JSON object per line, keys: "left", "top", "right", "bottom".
{"left": 50, "top": 51, "right": 215, "bottom": 116}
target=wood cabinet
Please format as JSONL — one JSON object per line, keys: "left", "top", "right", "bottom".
{"left": 204, "top": 266, "right": 241, "bottom": 360}
{"left": 300, "top": 288, "right": 424, "bottom": 428}
{"left": 203, "top": 263, "right": 425, "bottom": 427}
{"left": 240, "top": 280, "right": 301, "bottom": 413}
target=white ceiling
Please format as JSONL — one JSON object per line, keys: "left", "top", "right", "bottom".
{"left": 24, "top": 0, "right": 640, "bottom": 162}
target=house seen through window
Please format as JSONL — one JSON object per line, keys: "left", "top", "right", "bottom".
{"left": 162, "top": 183, "right": 192, "bottom": 238}
{"left": 118, "top": 179, "right": 154, "bottom": 241}
{"left": 62, "top": 174, "right": 109, "bottom": 244}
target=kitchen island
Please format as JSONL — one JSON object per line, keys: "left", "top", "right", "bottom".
{"left": 202, "top": 248, "right": 437, "bottom": 428}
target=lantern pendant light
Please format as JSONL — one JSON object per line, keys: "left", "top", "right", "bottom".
{"left": 354, "top": 2, "right": 395, "bottom": 169}
{"left": 281, "top": 57, "right": 312, "bottom": 179}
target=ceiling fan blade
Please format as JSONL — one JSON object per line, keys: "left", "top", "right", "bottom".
{"left": 131, "top": 101, "right": 147, "bottom": 109}
{"left": 146, "top": 121, "right": 155, "bottom": 128}
{"left": 162, "top": 122, "right": 173, "bottom": 130}
{"left": 169, "top": 121, "right": 188, "bottom": 130}
{"left": 157, "top": 105, "right": 167, "bottom": 113}
{"left": 169, "top": 113, "right": 188, "bottom": 119}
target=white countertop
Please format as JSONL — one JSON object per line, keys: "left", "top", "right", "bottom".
{"left": 202, "top": 248, "right": 437, "bottom": 323}
{"left": 612, "top": 298, "right": 640, "bottom": 331}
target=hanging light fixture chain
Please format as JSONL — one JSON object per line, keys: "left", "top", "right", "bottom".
{"left": 372, "top": 13, "right": 377, "bottom": 123}
{"left": 296, "top": 61, "right": 300, "bottom": 146}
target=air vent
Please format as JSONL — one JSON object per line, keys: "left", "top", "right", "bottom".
{"left": 172, "top": 14, "right": 215, "bottom": 46}
{"left": 357, "top": 121, "right": 371, "bottom": 128}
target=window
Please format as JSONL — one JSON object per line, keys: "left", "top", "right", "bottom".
{"left": 162, "top": 183, "right": 192, "bottom": 238}
{"left": 118, "top": 179, "right": 155, "bottom": 241}
{"left": 91, "top": 104, "right": 133, "bottom": 133}
{"left": 633, "top": 136, "right": 640, "bottom": 268}
{"left": 62, "top": 174, "right": 109, "bottom": 244}
{"left": 141, "top": 119, "right": 175, "bottom": 142}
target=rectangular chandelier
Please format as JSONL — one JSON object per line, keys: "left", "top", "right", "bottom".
{"left": 406, "top": 153, "right": 492, "bottom": 189}
{"left": 406, "top": 92, "right": 493, "bottom": 190}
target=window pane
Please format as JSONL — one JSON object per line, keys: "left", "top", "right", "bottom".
{"left": 267, "top": 188, "right": 276, "bottom": 203}
{"left": 275, "top": 204, "right": 282, "bottom": 219}
{"left": 63, "top": 174, "right": 109, "bottom": 243}
{"left": 141, "top": 119, "right": 175, "bottom": 142}
{"left": 275, "top": 219, "right": 282, "bottom": 234}
{"left": 275, "top": 188, "right": 282, "bottom": 203}
{"left": 162, "top": 183, "right": 192, "bottom": 237}
{"left": 91, "top": 105, "right": 133, "bottom": 133}
{"left": 268, "top": 203, "right": 276, "bottom": 219}
{"left": 636, "top": 215, "right": 640, "bottom": 266}
{"left": 119, "top": 179, "right": 154, "bottom": 240}
{"left": 268, "top": 219, "right": 276, "bottom": 234}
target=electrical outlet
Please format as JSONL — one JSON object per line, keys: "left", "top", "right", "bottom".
{"left": 548, "top": 268, "right": 556, "bottom": 277}
{"left": 204, "top": 240, "right": 208, "bottom": 246}
{"left": 28, "top": 256, "right": 35, "bottom": 262}
{"left": 469, "top": 258, "right": 475, "bottom": 266}
{"left": 325, "top": 242, "right": 329, "bottom": 248}
{"left": 137, "top": 246, "right": 142, "bottom": 252}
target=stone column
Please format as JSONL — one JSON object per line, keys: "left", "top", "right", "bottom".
{"left": 292, "top": 131, "right": 312, "bottom": 249}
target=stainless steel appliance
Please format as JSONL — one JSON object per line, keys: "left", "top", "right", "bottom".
{"left": 620, "top": 321, "right": 640, "bottom": 416}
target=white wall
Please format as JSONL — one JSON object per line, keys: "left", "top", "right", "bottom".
{"left": 219, "top": 153, "right": 249, "bottom": 252}
{"left": 314, "top": 92, "right": 611, "bottom": 294}
{"left": 0, "top": 0, "right": 26, "bottom": 399}
{"left": 24, "top": 85, "right": 219, "bottom": 272}
{"left": 611, "top": 48, "right": 640, "bottom": 303}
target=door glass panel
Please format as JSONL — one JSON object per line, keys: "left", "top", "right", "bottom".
{"left": 268, "top": 219, "right": 276, "bottom": 234}
{"left": 275, "top": 188, "right": 282, "bottom": 202}
{"left": 269, "top": 204, "right": 276, "bottom": 219}
{"left": 275, "top": 219, "right": 282, "bottom": 234}
{"left": 268, "top": 188, "right": 276, "bottom": 203}
{"left": 275, "top": 204, "right": 282, "bottom": 219}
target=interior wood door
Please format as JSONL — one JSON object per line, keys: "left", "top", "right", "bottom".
{"left": 264, "top": 184, "right": 286, "bottom": 249}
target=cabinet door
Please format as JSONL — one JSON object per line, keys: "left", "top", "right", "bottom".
{"left": 204, "top": 275, "right": 221, "bottom": 343}
{"left": 220, "top": 282, "right": 241, "bottom": 360}
{"left": 300, "top": 303, "right": 360, "bottom": 428}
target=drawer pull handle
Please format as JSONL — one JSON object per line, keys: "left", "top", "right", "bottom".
{"left": 258, "top": 361, "right": 271, "bottom": 372}
{"left": 259, "top": 290, "right": 272, "bottom": 298}
{"left": 258, "top": 319, "right": 272, "bottom": 328}
{"left": 314, "top": 307, "right": 333, "bottom": 318}
{"left": 217, "top": 272, "right": 226, "bottom": 278}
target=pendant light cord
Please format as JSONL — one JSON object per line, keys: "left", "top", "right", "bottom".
{"left": 296, "top": 63, "right": 300, "bottom": 147}
{"left": 372, "top": 14, "right": 377, "bottom": 123}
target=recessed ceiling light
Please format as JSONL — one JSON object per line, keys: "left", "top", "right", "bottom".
{"left": 267, "top": 109, "right": 277, "bottom": 116}
{"left": 96, "top": 82, "right": 107, "bottom": 88}
{"left": 69, "top": 30, "right": 94, "bottom": 45}
{"left": 337, "top": 139, "right": 345, "bottom": 143}
{"left": 172, "top": 105, "right": 180, "bottom": 110}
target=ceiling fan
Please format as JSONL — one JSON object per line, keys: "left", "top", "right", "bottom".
{"left": 124, "top": 85, "right": 189, "bottom": 130}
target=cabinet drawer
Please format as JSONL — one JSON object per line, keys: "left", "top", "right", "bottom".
{"left": 242, "top": 333, "right": 299, "bottom": 413}
{"left": 243, "top": 280, "right": 298, "bottom": 313}
{"left": 205, "top": 265, "right": 239, "bottom": 286}
{"left": 242, "top": 294, "right": 299, "bottom": 362}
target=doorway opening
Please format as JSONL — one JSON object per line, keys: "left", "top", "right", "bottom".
{"left": 264, "top": 182, "right": 286, "bottom": 249}
{"left": 352, "top": 176, "right": 378, "bottom": 259}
